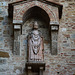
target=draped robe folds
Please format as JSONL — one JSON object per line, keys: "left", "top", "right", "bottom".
{"left": 28, "top": 30, "right": 44, "bottom": 61}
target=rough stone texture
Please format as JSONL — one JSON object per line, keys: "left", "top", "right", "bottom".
{"left": 51, "top": 31, "right": 58, "bottom": 55}
{"left": 14, "top": 30, "right": 21, "bottom": 55}
{"left": 0, "top": 51, "right": 9, "bottom": 58}
{"left": 0, "top": 0, "right": 75, "bottom": 75}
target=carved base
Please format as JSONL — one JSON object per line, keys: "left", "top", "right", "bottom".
{"left": 26, "top": 61, "right": 45, "bottom": 72}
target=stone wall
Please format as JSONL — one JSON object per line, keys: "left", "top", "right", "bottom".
{"left": 0, "top": 0, "right": 75, "bottom": 75}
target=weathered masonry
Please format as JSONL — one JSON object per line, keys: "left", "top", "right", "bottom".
{"left": 0, "top": 0, "right": 75, "bottom": 75}
{"left": 8, "top": 0, "right": 63, "bottom": 75}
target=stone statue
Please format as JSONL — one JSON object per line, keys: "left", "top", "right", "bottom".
{"left": 27, "top": 21, "right": 44, "bottom": 61}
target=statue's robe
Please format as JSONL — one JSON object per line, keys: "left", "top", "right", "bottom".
{"left": 28, "top": 30, "right": 44, "bottom": 61}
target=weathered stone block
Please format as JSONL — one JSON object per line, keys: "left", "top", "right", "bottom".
{"left": 0, "top": 17, "right": 4, "bottom": 20}
{"left": 70, "top": 34, "right": 75, "bottom": 39}
{"left": 3, "top": 30, "right": 9, "bottom": 34}
{"left": 14, "top": 67, "right": 22, "bottom": 74}
{"left": 0, "top": 37, "right": 3, "bottom": 41}
{"left": 0, "top": 51, "right": 9, "bottom": 58}
{"left": 0, "top": 72, "right": 6, "bottom": 75}
{"left": 0, "top": 2, "right": 7, "bottom": 6}
{"left": 0, "top": 59, "right": 6, "bottom": 65}
{"left": 71, "top": 49, "right": 75, "bottom": 51}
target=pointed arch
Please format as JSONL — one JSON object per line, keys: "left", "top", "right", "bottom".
{"left": 22, "top": 6, "right": 50, "bottom": 26}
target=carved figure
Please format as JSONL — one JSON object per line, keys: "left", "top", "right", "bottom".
{"left": 28, "top": 21, "right": 44, "bottom": 61}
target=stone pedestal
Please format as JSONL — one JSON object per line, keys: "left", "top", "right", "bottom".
{"left": 26, "top": 62, "right": 45, "bottom": 75}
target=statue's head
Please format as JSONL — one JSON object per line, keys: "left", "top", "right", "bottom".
{"left": 33, "top": 21, "right": 38, "bottom": 29}
{"left": 31, "top": 30, "right": 39, "bottom": 39}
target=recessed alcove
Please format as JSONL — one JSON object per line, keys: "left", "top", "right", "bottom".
{"left": 22, "top": 6, "right": 59, "bottom": 56}
{"left": 22, "top": 18, "right": 51, "bottom": 54}
{"left": 22, "top": 6, "right": 50, "bottom": 26}
{"left": 22, "top": 6, "right": 51, "bottom": 55}
{"left": 22, "top": 6, "right": 51, "bottom": 74}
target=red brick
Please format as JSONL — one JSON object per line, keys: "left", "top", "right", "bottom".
{"left": 71, "top": 49, "right": 75, "bottom": 51}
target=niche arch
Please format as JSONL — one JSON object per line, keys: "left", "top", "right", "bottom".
{"left": 22, "top": 6, "right": 50, "bottom": 26}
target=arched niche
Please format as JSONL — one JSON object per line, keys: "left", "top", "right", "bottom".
{"left": 22, "top": 6, "right": 50, "bottom": 27}
{"left": 8, "top": 0, "right": 63, "bottom": 55}
{"left": 22, "top": 6, "right": 51, "bottom": 38}
{"left": 22, "top": 6, "right": 51, "bottom": 56}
